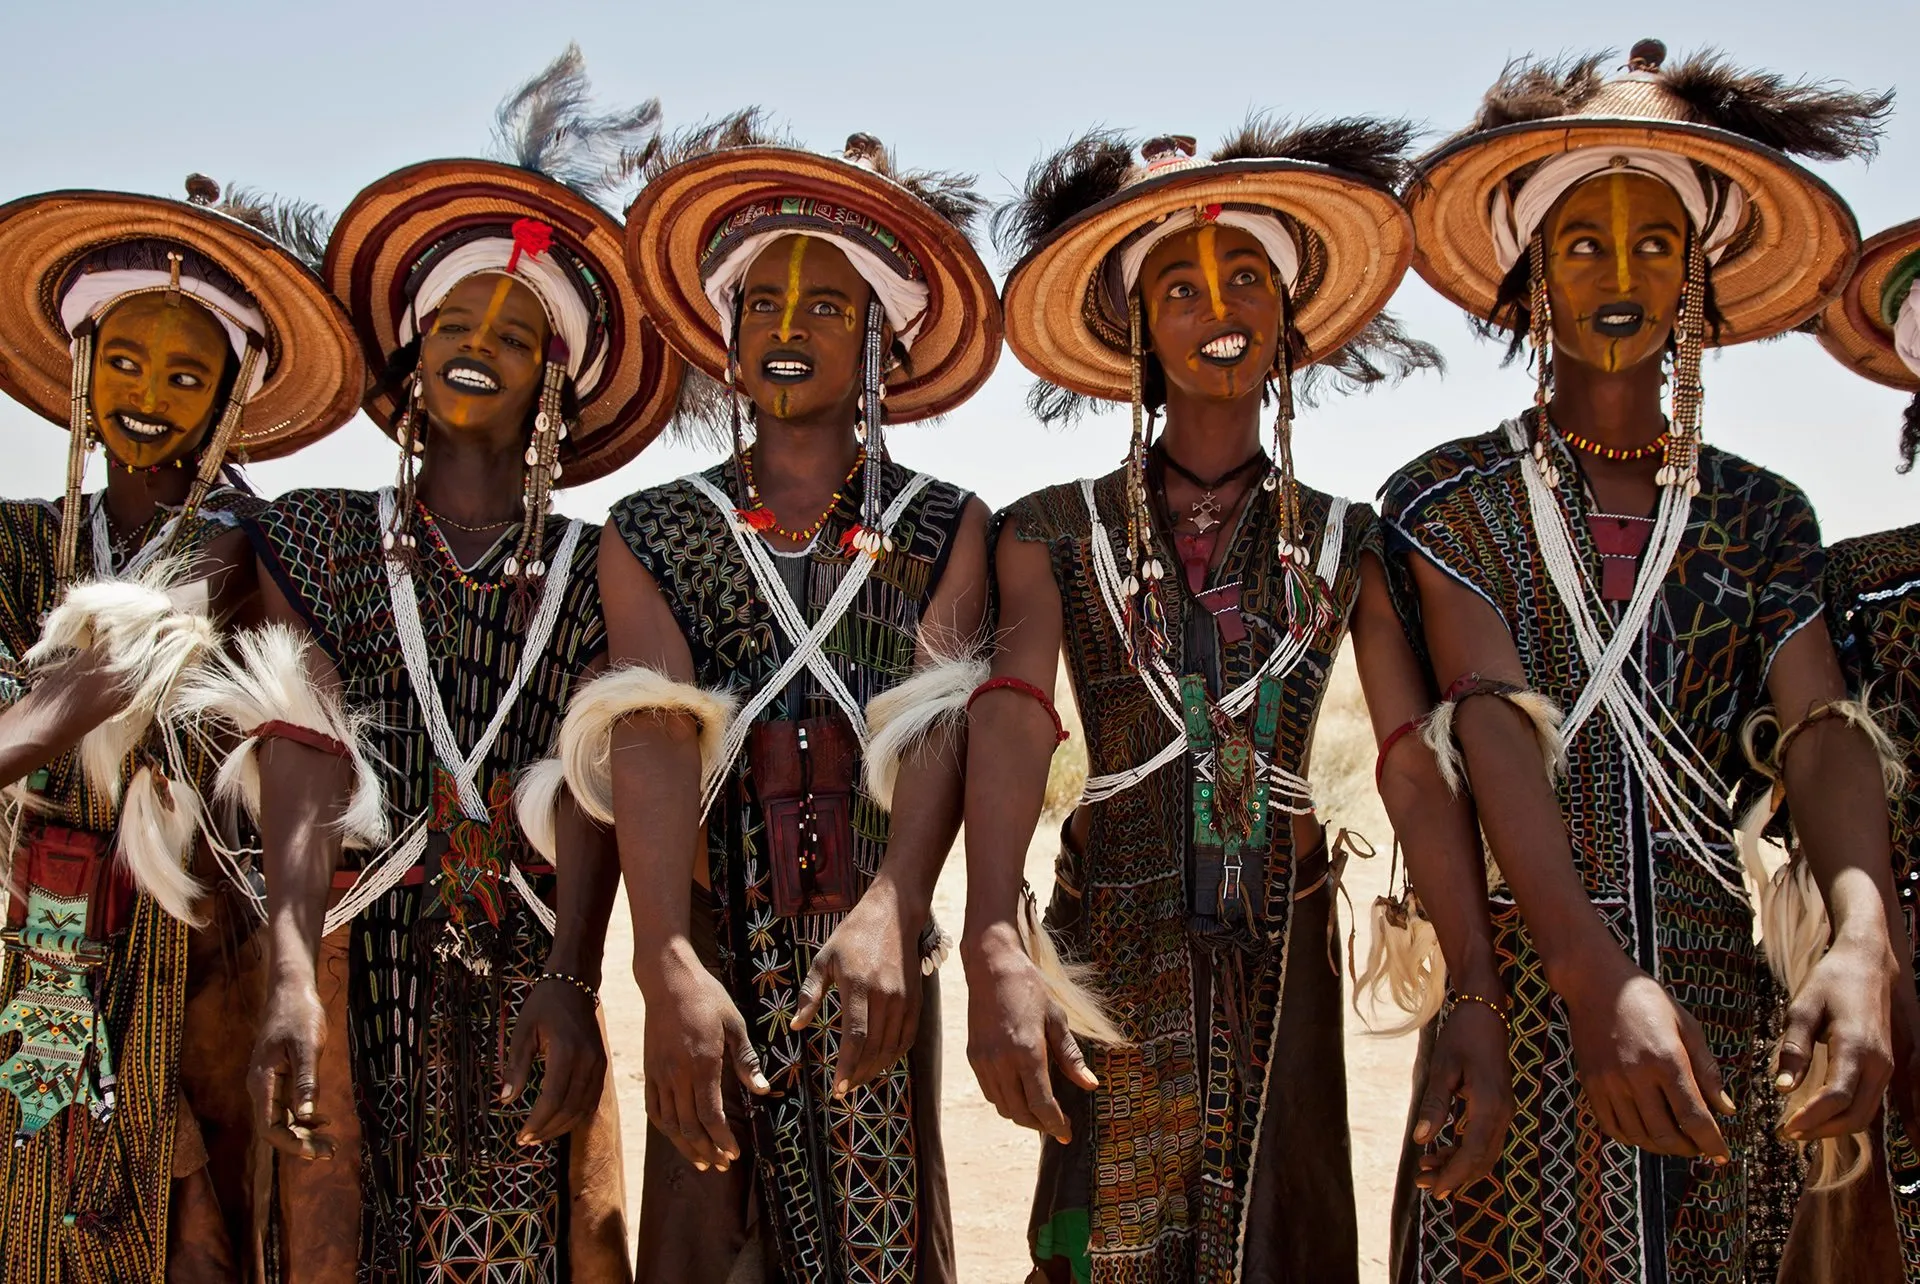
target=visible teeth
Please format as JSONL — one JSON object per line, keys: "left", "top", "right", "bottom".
{"left": 1201, "top": 334, "right": 1248, "bottom": 359}
{"left": 445, "top": 368, "right": 498, "bottom": 391}
{"left": 116, "top": 415, "right": 170, "bottom": 439}
{"left": 767, "top": 360, "right": 810, "bottom": 376}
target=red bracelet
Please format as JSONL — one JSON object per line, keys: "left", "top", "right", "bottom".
{"left": 252, "top": 719, "right": 351, "bottom": 759}
{"left": 967, "top": 677, "right": 1068, "bottom": 744}
{"left": 1374, "top": 718, "right": 1423, "bottom": 791}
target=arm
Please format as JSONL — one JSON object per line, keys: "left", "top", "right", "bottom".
{"left": 598, "top": 522, "right": 766, "bottom": 1175}
{"left": 247, "top": 556, "right": 354, "bottom": 1160}
{"left": 1350, "top": 553, "right": 1512, "bottom": 1195}
{"left": 792, "top": 497, "right": 991, "bottom": 1092}
{"left": 1764, "top": 623, "right": 1899, "bottom": 1139}
{"left": 1410, "top": 553, "right": 1733, "bottom": 1161}
{"left": 961, "top": 519, "right": 1096, "bottom": 1143}
{"left": 504, "top": 656, "right": 622, "bottom": 1146}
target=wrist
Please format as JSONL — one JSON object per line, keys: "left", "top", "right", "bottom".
{"left": 1542, "top": 934, "right": 1633, "bottom": 1008}
{"left": 960, "top": 919, "right": 1024, "bottom": 970}
{"left": 632, "top": 935, "right": 701, "bottom": 996}
{"left": 542, "top": 939, "right": 603, "bottom": 989}
{"left": 864, "top": 868, "right": 933, "bottom": 925}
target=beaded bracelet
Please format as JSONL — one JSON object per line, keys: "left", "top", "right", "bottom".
{"left": 537, "top": 971, "right": 600, "bottom": 1007}
{"left": 1447, "top": 990, "right": 1511, "bottom": 1036}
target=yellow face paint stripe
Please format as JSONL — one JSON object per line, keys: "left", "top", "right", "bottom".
{"left": 779, "top": 236, "right": 810, "bottom": 340}
{"left": 476, "top": 274, "right": 516, "bottom": 343}
{"left": 1610, "top": 175, "right": 1632, "bottom": 294}
{"left": 1198, "top": 223, "right": 1225, "bottom": 321}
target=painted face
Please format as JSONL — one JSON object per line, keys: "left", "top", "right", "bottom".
{"left": 419, "top": 272, "right": 551, "bottom": 438}
{"left": 1137, "top": 222, "right": 1285, "bottom": 404}
{"left": 734, "top": 235, "right": 881, "bottom": 424}
{"left": 1544, "top": 172, "right": 1689, "bottom": 374}
{"left": 88, "top": 292, "right": 231, "bottom": 470}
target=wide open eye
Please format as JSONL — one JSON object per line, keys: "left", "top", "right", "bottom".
{"left": 1230, "top": 268, "right": 1261, "bottom": 287}
{"left": 1167, "top": 282, "right": 1196, "bottom": 301}
{"left": 810, "top": 301, "right": 842, "bottom": 318}
{"left": 747, "top": 297, "right": 778, "bottom": 313}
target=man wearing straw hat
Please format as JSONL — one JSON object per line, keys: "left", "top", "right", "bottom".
{"left": 0, "top": 177, "right": 363, "bottom": 1279}
{"left": 1380, "top": 39, "right": 1903, "bottom": 1281}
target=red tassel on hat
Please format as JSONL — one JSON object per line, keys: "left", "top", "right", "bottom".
{"left": 506, "top": 218, "right": 554, "bottom": 273}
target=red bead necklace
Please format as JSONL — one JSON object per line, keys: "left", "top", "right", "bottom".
{"left": 1554, "top": 424, "right": 1670, "bottom": 463}
{"left": 736, "top": 448, "right": 865, "bottom": 545}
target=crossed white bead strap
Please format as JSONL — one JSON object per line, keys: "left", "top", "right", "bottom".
{"left": 1076, "top": 479, "right": 1340, "bottom": 806}
{"left": 367, "top": 487, "right": 580, "bottom": 933}
{"left": 1502, "top": 419, "right": 1740, "bottom": 894}
{"left": 683, "top": 470, "right": 932, "bottom": 820}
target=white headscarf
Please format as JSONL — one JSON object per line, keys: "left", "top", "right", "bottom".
{"left": 1118, "top": 208, "right": 1301, "bottom": 296}
{"left": 1488, "top": 148, "right": 1748, "bottom": 272}
{"left": 399, "top": 236, "right": 604, "bottom": 395}
{"left": 702, "top": 230, "right": 932, "bottom": 351}
{"left": 59, "top": 269, "right": 269, "bottom": 401}
{"left": 1896, "top": 277, "right": 1920, "bottom": 380}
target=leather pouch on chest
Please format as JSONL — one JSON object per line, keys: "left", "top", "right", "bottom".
{"left": 749, "top": 715, "right": 858, "bottom": 918}
{"left": 6, "top": 822, "right": 135, "bottom": 944}
{"left": 1183, "top": 674, "right": 1285, "bottom": 936}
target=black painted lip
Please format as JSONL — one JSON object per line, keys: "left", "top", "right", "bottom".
{"left": 760, "top": 349, "right": 814, "bottom": 383}
{"left": 1592, "top": 302, "right": 1646, "bottom": 338}
{"left": 1197, "top": 329, "right": 1253, "bottom": 367}
{"left": 109, "top": 411, "right": 181, "bottom": 441}
{"left": 439, "top": 356, "right": 502, "bottom": 395}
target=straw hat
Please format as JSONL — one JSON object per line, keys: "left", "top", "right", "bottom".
{"left": 326, "top": 157, "right": 680, "bottom": 487}
{"left": 998, "top": 121, "right": 1420, "bottom": 403}
{"left": 0, "top": 184, "right": 364, "bottom": 460}
{"left": 1409, "top": 40, "right": 1889, "bottom": 345}
{"left": 625, "top": 134, "right": 1002, "bottom": 424}
{"left": 1816, "top": 219, "right": 1920, "bottom": 390}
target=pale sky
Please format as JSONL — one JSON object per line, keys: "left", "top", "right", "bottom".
{"left": 3, "top": 1, "right": 1914, "bottom": 539}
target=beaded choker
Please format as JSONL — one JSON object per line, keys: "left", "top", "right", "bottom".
{"left": 417, "top": 503, "right": 516, "bottom": 593}
{"left": 1554, "top": 422, "right": 1671, "bottom": 463}
{"left": 736, "top": 448, "right": 865, "bottom": 545}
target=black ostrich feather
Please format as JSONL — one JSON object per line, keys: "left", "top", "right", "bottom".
{"left": 491, "top": 43, "right": 663, "bottom": 210}
{"left": 1214, "top": 114, "right": 1420, "bottom": 189}
{"left": 1660, "top": 50, "right": 1892, "bottom": 160}
{"left": 1456, "top": 53, "right": 1611, "bottom": 142}
{"left": 1295, "top": 311, "right": 1445, "bottom": 406}
{"left": 841, "top": 133, "right": 989, "bottom": 234}
{"left": 640, "top": 108, "right": 786, "bottom": 186}
{"left": 191, "top": 177, "right": 333, "bottom": 272}
{"left": 991, "top": 129, "right": 1136, "bottom": 265}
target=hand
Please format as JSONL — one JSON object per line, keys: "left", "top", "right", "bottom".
{"left": 1776, "top": 933, "right": 1896, "bottom": 1141}
{"left": 1560, "top": 955, "right": 1734, "bottom": 1160}
{"left": 503, "top": 976, "right": 608, "bottom": 1146}
{"left": 249, "top": 971, "right": 334, "bottom": 1161}
{"left": 963, "top": 926, "right": 1098, "bottom": 1144}
{"left": 641, "top": 949, "right": 770, "bottom": 1172}
{"left": 1890, "top": 983, "right": 1920, "bottom": 1155}
{"left": 1412, "top": 1000, "right": 1515, "bottom": 1199}
{"left": 791, "top": 879, "right": 921, "bottom": 1095}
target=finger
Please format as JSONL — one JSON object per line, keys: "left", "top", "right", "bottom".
{"left": 1049, "top": 1017, "right": 1098, "bottom": 1092}
{"left": 1787, "top": 1043, "right": 1883, "bottom": 1140}
{"left": 857, "top": 992, "right": 906, "bottom": 1089}
{"left": 1775, "top": 997, "right": 1824, "bottom": 1096}
{"left": 527, "top": 1057, "right": 594, "bottom": 1145}
{"left": 792, "top": 956, "right": 831, "bottom": 1032}
{"left": 289, "top": 1038, "right": 321, "bottom": 1128}
{"left": 1598, "top": 1085, "right": 1650, "bottom": 1150}
{"left": 644, "top": 1077, "right": 664, "bottom": 1133}
{"left": 518, "top": 1041, "right": 571, "bottom": 1144}
{"left": 832, "top": 984, "right": 871, "bottom": 1099}
{"left": 1429, "top": 1081, "right": 1510, "bottom": 1196}
{"left": 249, "top": 1056, "right": 284, "bottom": 1133}
{"left": 1661, "top": 1069, "right": 1729, "bottom": 1162}
{"left": 1676, "top": 1007, "right": 1736, "bottom": 1117}
{"left": 728, "top": 1017, "right": 772, "bottom": 1096}
{"left": 502, "top": 1013, "right": 540, "bottom": 1105}
{"left": 1414, "top": 1058, "right": 1464, "bottom": 1147}
{"left": 693, "top": 1057, "right": 741, "bottom": 1169}
{"left": 664, "top": 1072, "right": 720, "bottom": 1170}
{"left": 1628, "top": 1080, "right": 1692, "bottom": 1157}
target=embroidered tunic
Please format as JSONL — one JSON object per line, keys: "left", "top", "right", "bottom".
{"left": 1381, "top": 427, "right": 1816, "bottom": 1284}
{"left": 611, "top": 458, "right": 968, "bottom": 1284}
{"left": 1825, "top": 522, "right": 1920, "bottom": 1281}
{"left": 1005, "top": 467, "right": 1375, "bottom": 1284}
{"left": 247, "top": 489, "right": 610, "bottom": 1284}
{"left": 0, "top": 490, "right": 253, "bottom": 1283}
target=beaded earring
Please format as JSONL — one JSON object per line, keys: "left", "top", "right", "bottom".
{"left": 503, "top": 350, "right": 568, "bottom": 584}
{"left": 1121, "top": 295, "right": 1169, "bottom": 665}
{"left": 1655, "top": 234, "right": 1707, "bottom": 497}
{"left": 1525, "top": 231, "right": 1563, "bottom": 489}
{"left": 1262, "top": 286, "right": 1331, "bottom": 638}
{"left": 56, "top": 325, "right": 98, "bottom": 586}
{"left": 843, "top": 299, "right": 894, "bottom": 558}
{"left": 164, "top": 343, "right": 260, "bottom": 559}
{"left": 383, "top": 362, "right": 426, "bottom": 567}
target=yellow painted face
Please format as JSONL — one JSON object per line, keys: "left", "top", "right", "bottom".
{"left": 1137, "top": 221, "right": 1284, "bottom": 404}
{"left": 734, "top": 234, "right": 880, "bottom": 423}
{"left": 1544, "top": 173, "right": 1690, "bottom": 374}
{"left": 419, "top": 272, "right": 551, "bottom": 437}
{"left": 88, "top": 292, "right": 231, "bottom": 470}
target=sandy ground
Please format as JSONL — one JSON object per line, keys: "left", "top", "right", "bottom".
{"left": 599, "top": 650, "right": 1419, "bottom": 1280}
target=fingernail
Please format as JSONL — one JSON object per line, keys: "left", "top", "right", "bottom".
{"left": 500, "top": 1087, "right": 514, "bottom": 1103}
{"left": 517, "top": 1133, "right": 534, "bottom": 1146}
{"left": 1414, "top": 1122, "right": 1433, "bottom": 1144}
{"left": 715, "top": 1163, "right": 728, "bottom": 1173}
{"left": 694, "top": 1161, "right": 709, "bottom": 1172}
{"left": 834, "top": 1080, "right": 848, "bottom": 1097}
{"left": 752, "top": 1074, "right": 771, "bottom": 1092}
{"left": 1717, "top": 1091, "right": 1736, "bottom": 1114}
{"left": 298, "top": 1100, "right": 315, "bottom": 1116}
{"left": 1435, "top": 1189, "right": 1450, "bottom": 1201}
{"left": 1776, "top": 1072, "right": 1797, "bottom": 1091}
{"left": 1713, "top": 1154, "right": 1728, "bottom": 1166}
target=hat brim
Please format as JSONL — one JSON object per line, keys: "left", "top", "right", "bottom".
{"left": 0, "top": 190, "right": 365, "bottom": 461}
{"left": 326, "top": 158, "right": 680, "bottom": 487}
{"left": 1816, "top": 218, "right": 1920, "bottom": 390}
{"left": 625, "top": 147, "right": 1002, "bottom": 424}
{"left": 1408, "top": 118, "right": 1861, "bottom": 346}
{"left": 1000, "top": 158, "right": 1414, "bottom": 401}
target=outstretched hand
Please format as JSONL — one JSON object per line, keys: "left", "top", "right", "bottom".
{"left": 965, "top": 929, "right": 1098, "bottom": 1144}
{"left": 1412, "top": 1000, "right": 1515, "bottom": 1199}
{"left": 503, "top": 977, "right": 608, "bottom": 1146}
{"left": 642, "top": 955, "right": 770, "bottom": 1173}
{"left": 250, "top": 973, "right": 334, "bottom": 1161}
{"left": 791, "top": 881, "right": 923, "bottom": 1095}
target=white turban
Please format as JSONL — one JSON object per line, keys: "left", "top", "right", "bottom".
{"left": 1488, "top": 148, "right": 1748, "bottom": 273}
{"left": 1119, "top": 208, "right": 1301, "bottom": 296}
{"left": 59, "top": 269, "right": 269, "bottom": 401}
{"left": 1896, "top": 278, "right": 1920, "bottom": 380}
{"left": 703, "top": 229, "right": 932, "bottom": 351}
{"left": 399, "top": 235, "right": 604, "bottom": 395}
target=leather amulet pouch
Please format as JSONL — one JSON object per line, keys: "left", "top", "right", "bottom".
{"left": 748, "top": 714, "right": 858, "bottom": 917}
{"left": 7, "top": 821, "right": 135, "bottom": 943}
